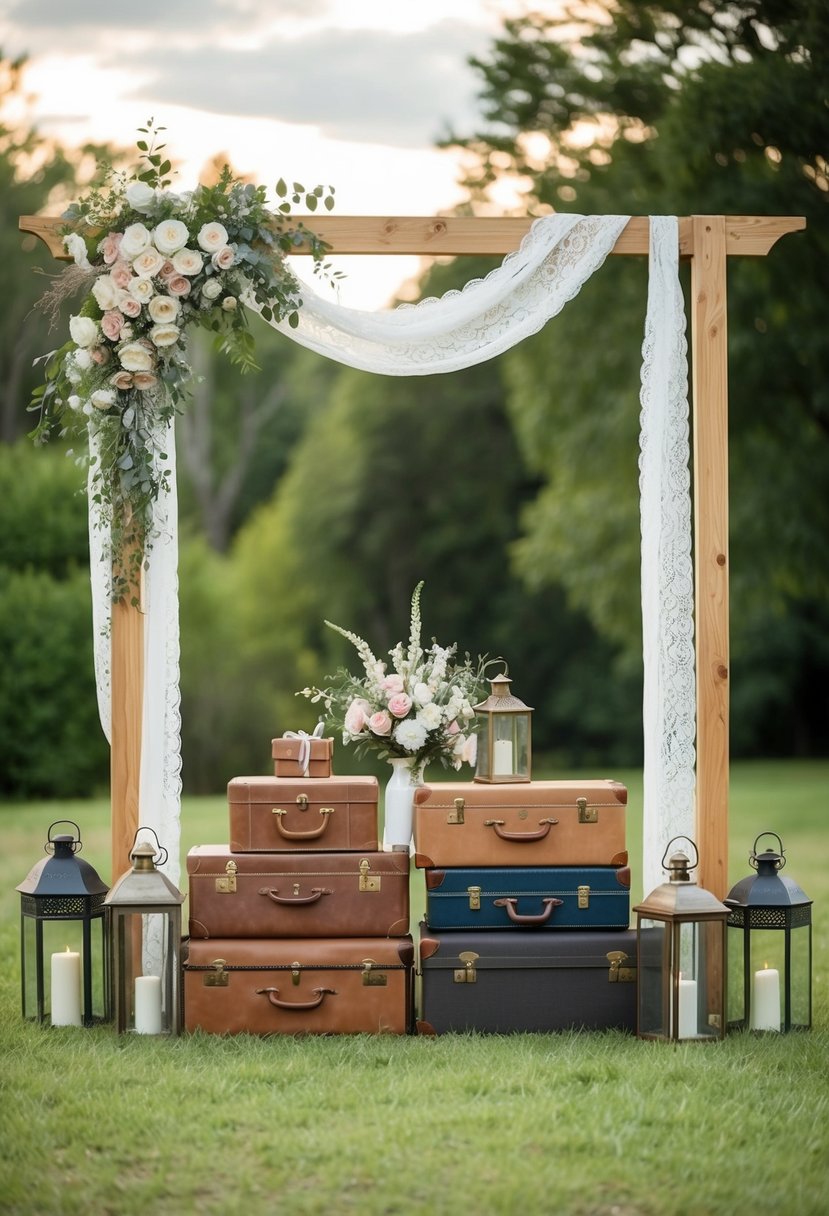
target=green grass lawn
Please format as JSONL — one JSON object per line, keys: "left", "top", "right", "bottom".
{"left": 1, "top": 760, "right": 827, "bottom": 1216}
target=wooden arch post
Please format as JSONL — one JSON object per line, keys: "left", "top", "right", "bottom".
{"left": 20, "top": 212, "right": 804, "bottom": 895}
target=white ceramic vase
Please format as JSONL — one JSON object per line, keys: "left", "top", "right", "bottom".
{"left": 382, "top": 756, "right": 425, "bottom": 851}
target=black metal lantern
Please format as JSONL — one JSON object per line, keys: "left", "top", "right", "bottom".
{"left": 633, "top": 838, "right": 729, "bottom": 1042}
{"left": 473, "top": 665, "right": 533, "bottom": 784}
{"left": 724, "top": 832, "right": 812, "bottom": 1033}
{"left": 16, "top": 821, "right": 109, "bottom": 1027}
{"left": 104, "top": 829, "right": 184, "bottom": 1035}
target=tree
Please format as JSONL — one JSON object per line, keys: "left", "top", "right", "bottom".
{"left": 445, "top": 0, "right": 829, "bottom": 754}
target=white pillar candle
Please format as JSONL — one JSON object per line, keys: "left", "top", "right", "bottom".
{"left": 677, "top": 975, "right": 698, "bottom": 1038}
{"left": 51, "top": 947, "right": 82, "bottom": 1027}
{"left": 493, "top": 738, "right": 514, "bottom": 776}
{"left": 134, "top": 975, "right": 163, "bottom": 1035}
{"left": 751, "top": 964, "right": 781, "bottom": 1032}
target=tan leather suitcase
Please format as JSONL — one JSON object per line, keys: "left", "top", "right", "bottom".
{"left": 187, "top": 845, "right": 409, "bottom": 939}
{"left": 228, "top": 775, "right": 378, "bottom": 853}
{"left": 414, "top": 780, "right": 627, "bottom": 869}
{"left": 183, "top": 937, "right": 414, "bottom": 1035}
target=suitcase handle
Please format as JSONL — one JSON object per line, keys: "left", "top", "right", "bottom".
{"left": 256, "top": 986, "right": 337, "bottom": 1011}
{"left": 483, "top": 818, "right": 558, "bottom": 842}
{"left": 271, "top": 808, "right": 334, "bottom": 840}
{"left": 259, "top": 887, "right": 331, "bottom": 906}
{"left": 493, "top": 897, "right": 564, "bottom": 925}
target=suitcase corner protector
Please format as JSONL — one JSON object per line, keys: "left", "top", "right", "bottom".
{"left": 415, "top": 1019, "right": 437, "bottom": 1037}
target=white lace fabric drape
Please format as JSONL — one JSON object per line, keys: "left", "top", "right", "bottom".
{"left": 89, "top": 212, "right": 694, "bottom": 897}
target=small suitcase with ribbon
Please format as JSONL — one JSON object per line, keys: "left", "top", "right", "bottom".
{"left": 187, "top": 845, "right": 409, "bottom": 939}
{"left": 272, "top": 724, "right": 334, "bottom": 779}
{"left": 228, "top": 775, "right": 379, "bottom": 853}
{"left": 423, "top": 864, "right": 630, "bottom": 932}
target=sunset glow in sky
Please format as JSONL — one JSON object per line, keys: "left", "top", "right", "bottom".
{"left": 2, "top": 0, "right": 562, "bottom": 306}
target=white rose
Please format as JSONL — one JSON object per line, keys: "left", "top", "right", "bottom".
{"left": 91, "top": 274, "right": 120, "bottom": 312}
{"left": 125, "top": 181, "right": 156, "bottom": 214}
{"left": 416, "top": 702, "right": 443, "bottom": 731}
{"left": 221, "top": 296, "right": 237, "bottom": 311}
{"left": 132, "top": 246, "right": 166, "bottom": 278}
{"left": 153, "top": 219, "right": 189, "bottom": 256}
{"left": 69, "top": 315, "right": 99, "bottom": 348}
{"left": 172, "top": 247, "right": 204, "bottom": 276}
{"left": 148, "top": 294, "right": 180, "bottom": 324}
{"left": 63, "top": 233, "right": 90, "bottom": 269}
{"left": 200, "top": 277, "right": 222, "bottom": 301}
{"left": 129, "top": 277, "right": 154, "bottom": 304}
{"left": 150, "top": 323, "right": 180, "bottom": 348}
{"left": 90, "top": 389, "right": 116, "bottom": 410}
{"left": 119, "top": 222, "right": 152, "bottom": 259}
{"left": 118, "top": 341, "right": 155, "bottom": 372}
{"left": 197, "top": 221, "right": 229, "bottom": 253}
{"left": 413, "top": 682, "right": 433, "bottom": 707}
{"left": 211, "top": 245, "right": 235, "bottom": 270}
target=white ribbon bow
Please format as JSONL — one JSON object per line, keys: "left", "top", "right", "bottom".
{"left": 282, "top": 721, "right": 326, "bottom": 776}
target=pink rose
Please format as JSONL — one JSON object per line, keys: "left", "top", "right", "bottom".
{"left": 212, "top": 245, "right": 235, "bottom": 270}
{"left": 133, "top": 371, "right": 158, "bottom": 391}
{"left": 446, "top": 719, "right": 460, "bottom": 735}
{"left": 368, "top": 711, "right": 392, "bottom": 736}
{"left": 387, "top": 693, "right": 412, "bottom": 719}
{"left": 109, "top": 370, "right": 133, "bottom": 390}
{"left": 158, "top": 260, "right": 177, "bottom": 280}
{"left": 99, "top": 232, "right": 123, "bottom": 265}
{"left": 100, "top": 310, "right": 125, "bottom": 341}
{"left": 111, "top": 261, "right": 133, "bottom": 290}
{"left": 381, "top": 674, "right": 405, "bottom": 694}
{"left": 344, "top": 698, "right": 371, "bottom": 735}
{"left": 90, "top": 346, "right": 110, "bottom": 365}
{"left": 119, "top": 295, "right": 142, "bottom": 319}
{"left": 167, "top": 275, "right": 191, "bottom": 297}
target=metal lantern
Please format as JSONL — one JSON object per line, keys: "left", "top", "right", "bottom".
{"left": 633, "top": 838, "right": 729, "bottom": 1042}
{"left": 724, "top": 832, "right": 812, "bottom": 1033}
{"left": 104, "top": 829, "right": 185, "bottom": 1035}
{"left": 473, "top": 666, "right": 533, "bottom": 784}
{"left": 16, "top": 821, "right": 109, "bottom": 1027}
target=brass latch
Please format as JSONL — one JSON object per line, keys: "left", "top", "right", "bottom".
{"left": 358, "top": 858, "right": 381, "bottom": 892}
{"left": 362, "top": 959, "right": 388, "bottom": 987}
{"left": 447, "top": 797, "right": 465, "bottom": 825}
{"left": 467, "top": 885, "right": 482, "bottom": 911}
{"left": 454, "top": 951, "right": 479, "bottom": 984}
{"left": 291, "top": 961, "right": 302, "bottom": 987}
{"left": 578, "top": 884, "right": 590, "bottom": 909}
{"left": 216, "top": 859, "right": 238, "bottom": 894}
{"left": 577, "top": 797, "right": 598, "bottom": 824}
{"left": 296, "top": 793, "right": 309, "bottom": 810}
{"left": 204, "top": 958, "right": 229, "bottom": 987}
{"left": 607, "top": 951, "right": 636, "bottom": 983}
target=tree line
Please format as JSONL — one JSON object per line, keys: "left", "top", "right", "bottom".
{"left": 2, "top": 1, "right": 826, "bottom": 798}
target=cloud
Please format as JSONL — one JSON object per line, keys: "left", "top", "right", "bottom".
{"left": 108, "top": 22, "right": 489, "bottom": 147}
{"left": 6, "top": 0, "right": 320, "bottom": 31}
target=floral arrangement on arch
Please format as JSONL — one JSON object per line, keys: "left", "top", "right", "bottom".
{"left": 299, "top": 582, "right": 488, "bottom": 775}
{"left": 30, "top": 120, "right": 337, "bottom": 597}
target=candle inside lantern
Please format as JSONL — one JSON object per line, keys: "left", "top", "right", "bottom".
{"left": 493, "top": 739, "right": 514, "bottom": 776}
{"left": 677, "top": 974, "right": 698, "bottom": 1038}
{"left": 134, "top": 975, "right": 163, "bottom": 1034}
{"left": 751, "top": 963, "right": 781, "bottom": 1032}
{"left": 51, "top": 946, "right": 82, "bottom": 1027}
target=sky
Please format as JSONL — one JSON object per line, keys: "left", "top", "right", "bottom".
{"left": 1, "top": 0, "right": 556, "bottom": 307}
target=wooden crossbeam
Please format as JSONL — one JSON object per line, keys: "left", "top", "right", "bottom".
{"left": 19, "top": 211, "right": 805, "bottom": 897}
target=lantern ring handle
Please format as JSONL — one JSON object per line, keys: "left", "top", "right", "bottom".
{"left": 130, "top": 826, "right": 168, "bottom": 867}
{"left": 660, "top": 836, "right": 698, "bottom": 872}
{"left": 45, "top": 820, "right": 82, "bottom": 855}
{"left": 750, "top": 831, "right": 785, "bottom": 870}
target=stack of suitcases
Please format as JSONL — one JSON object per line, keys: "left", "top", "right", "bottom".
{"left": 182, "top": 735, "right": 415, "bottom": 1035}
{"left": 414, "top": 779, "right": 638, "bottom": 1034}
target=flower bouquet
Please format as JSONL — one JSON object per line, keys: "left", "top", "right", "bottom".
{"left": 299, "top": 582, "right": 488, "bottom": 849}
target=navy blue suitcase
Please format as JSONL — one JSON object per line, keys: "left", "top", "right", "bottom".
{"left": 423, "top": 865, "right": 630, "bottom": 931}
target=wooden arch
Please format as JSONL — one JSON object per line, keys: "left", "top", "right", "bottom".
{"left": 20, "top": 212, "right": 805, "bottom": 897}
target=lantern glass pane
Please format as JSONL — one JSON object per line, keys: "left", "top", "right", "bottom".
{"left": 476, "top": 719, "right": 491, "bottom": 779}
{"left": 638, "top": 918, "right": 667, "bottom": 1037}
{"left": 789, "top": 924, "right": 811, "bottom": 1029}
{"left": 21, "top": 914, "right": 107, "bottom": 1024}
{"left": 112, "top": 908, "right": 180, "bottom": 1034}
{"left": 727, "top": 925, "right": 746, "bottom": 1028}
{"left": 746, "top": 927, "right": 785, "bottom": 1031}
{"left": 492, "top": 714, "right": 516, "bottom": 776}
{"left": 677, "top": 920, "right": 724, "bottom": 1040}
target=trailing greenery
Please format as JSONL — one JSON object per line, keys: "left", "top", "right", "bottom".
{"left": 0, "top": 762, "right": 826, "bottom": 1215}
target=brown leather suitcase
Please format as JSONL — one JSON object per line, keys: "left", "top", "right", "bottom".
{"left": 187, "top": 845, "right": 409, "bottom": 939}
{"left": 414, "top": 780, "right": 627, "bottom": 869}
{"left": 183, "top": 937, "right": 414, "bottom": 1035}
{"left": 228, "top": 775, "right": 378, "bottom": 853}
{"left": 417, "top": 925, "right": 637, "bottom": 1035}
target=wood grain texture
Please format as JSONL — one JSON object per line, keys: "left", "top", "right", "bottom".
{"left": 691, "top": 216, "right": 730, "bottom": 900}
{"left": 110, "top": 587, "right": 143, "bottom": 886}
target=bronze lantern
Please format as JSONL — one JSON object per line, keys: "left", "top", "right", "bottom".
{"left": 473, "top": 666, "right": 533, "bottom": 784}
{"left": 16, "top": 821, "right": 109, "bottom": 1027}
{"left": 634, "top": 838, "right": 729, "bottom": 1041}
{"left": 724, "top": 832, "right": 812, "bottom": 1033}
{"left": 104, "top": 829, "right": 184, "bottom": 1035}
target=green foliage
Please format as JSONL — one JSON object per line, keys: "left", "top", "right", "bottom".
{"left": 446, "top": 0, "right": 829, "bottom": 755}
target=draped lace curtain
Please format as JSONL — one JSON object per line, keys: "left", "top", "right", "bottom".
{"left": 90, "top": 213, "right": 695, "bottom": 896}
